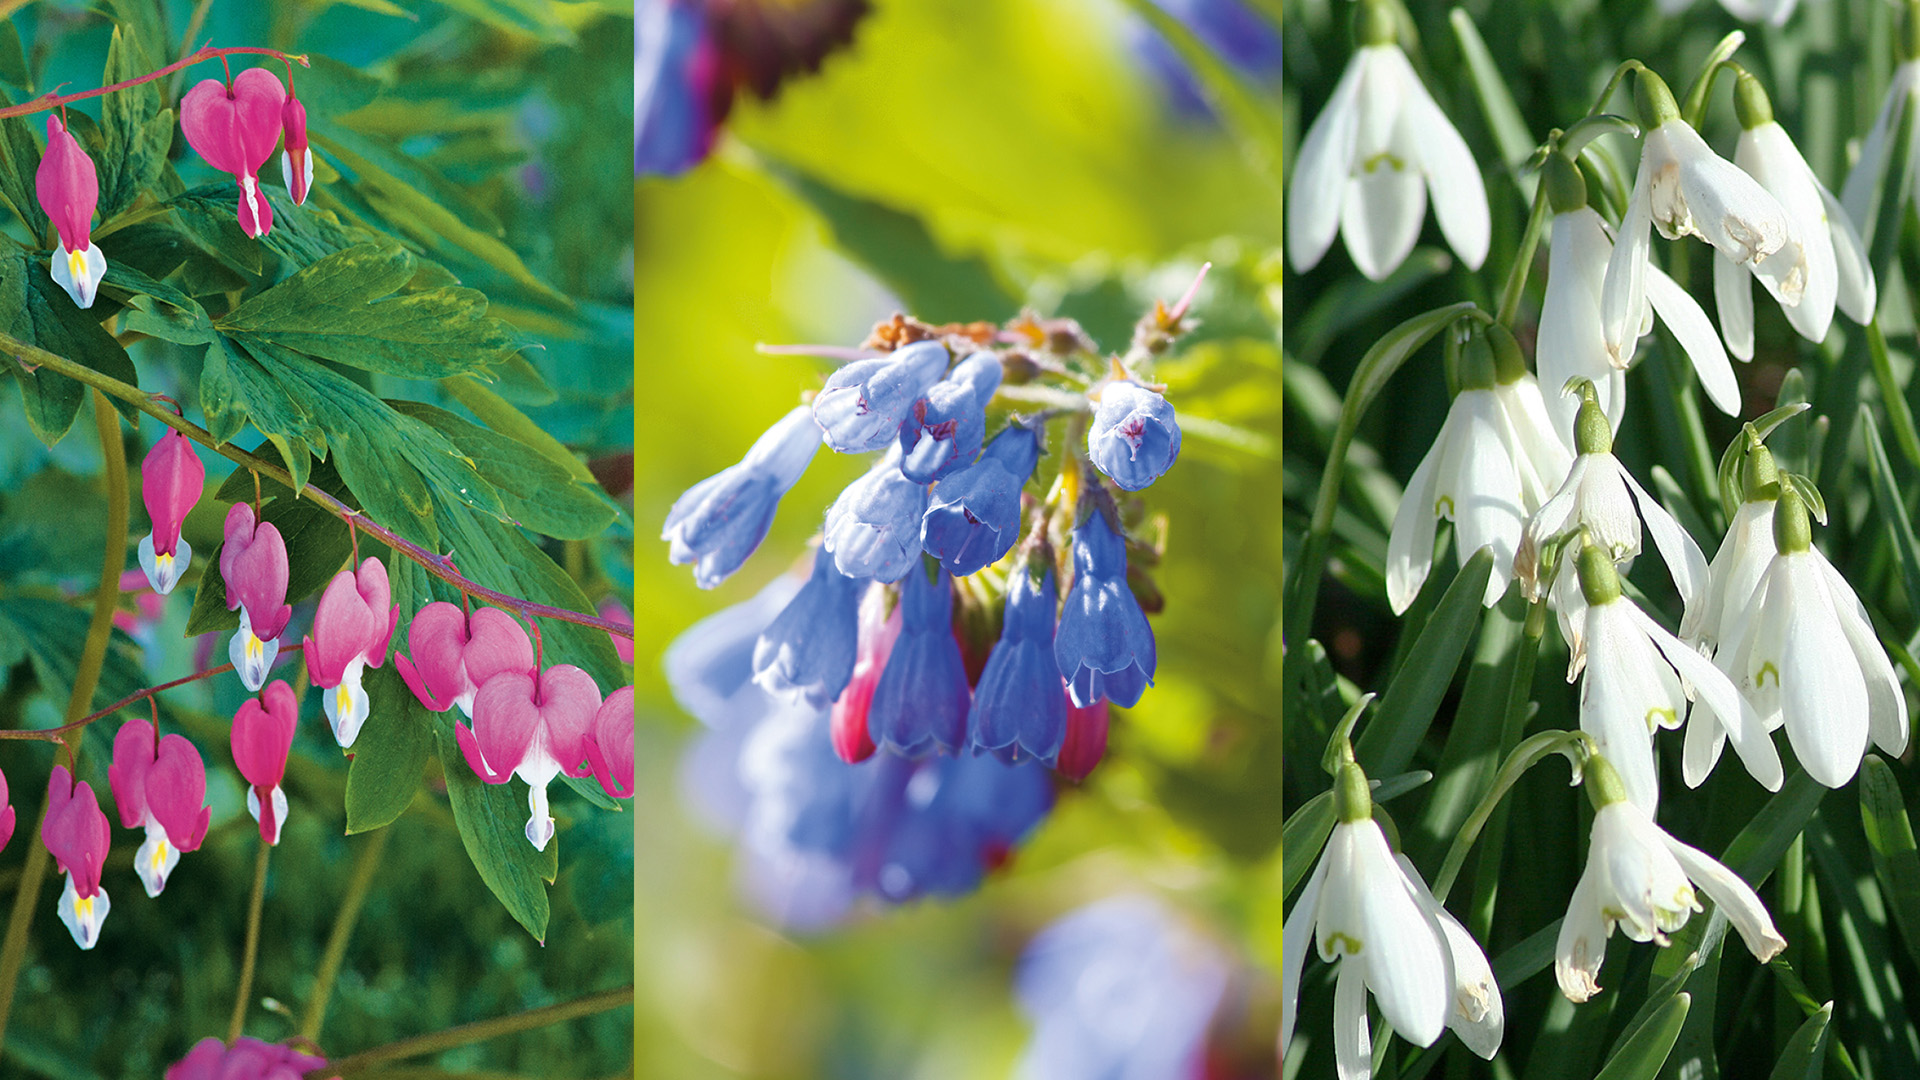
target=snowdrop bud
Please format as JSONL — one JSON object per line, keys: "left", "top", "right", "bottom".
{"left": 1334, "top": 759, "right": 1372, "bottom": 823}
{"left": 1734, "top": 71, "right": 1774, "bottom": 130}
{"left": 1457, "top": 334, "right": 1498, "bottom": 391}
{"left": 1574, "top": 393, "right": 1613, "bottom": 456}
{"left": 1488, "top": 324, "right": 1529, "bottom": 386}
{"left": 1742, "top": 442, "right": 1781, "bottom": 501}
{"left": 1582, "top": 753, "right": 1633, "bottom": 811}
{"left": 1545, "top": 152, "right": 1589, "bottom": 214}
{"left": 1577, "top": 544, "right": 1622, "bottom": 606}
{"left": 1774, "top": 485, "right": 1812, "bottom": 554}
{"left": 1634, "top": 68, "right": 1682, "bottom": 130}
{"left": 1353, "top": 0, "right": 1395, "bottom": 46}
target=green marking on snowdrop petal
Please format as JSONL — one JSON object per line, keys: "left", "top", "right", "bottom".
{"left": 1326, "top": 931, "right": 1366, "bottom": 955}
{"left": 1360, "top": 151, "right": 1408, "bottom": 174}
{"left": 1435, "top": 494, "right": 1457, "bottom": 518}
{"left": 1646, "top": 707, "right": 1678, "bottom": 732}
{"left": 1755, "top": 662, "right": 1781, "bottom": 689}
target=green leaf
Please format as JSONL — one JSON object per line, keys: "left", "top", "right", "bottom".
{"left": 0, "top": 250, "right": 140, "bottom": 444}
{"left": 1865, "top": 321, "right": 1920, "bottom": 469}
{"left": 1858, "top": 755, "right": 1920, "bottom": 974}
{"left": 345, "top": 665, "right": 434, "bottom": 834}
{"left": 433, "top": 712, "right": 555, "bottom": 943}
{"left": 1593, "top": 992, "right": 1689, "bottom": 1080}
{"left": 755, "top": 154, "right": 1021, "bottom": 324}
{"left": 1449, "top": 8, "right": 1537, "bottom": 199}
{"left": 1858, "top": 408, "right": 1920, "bottom": 622}
{"left": 218, "top": 243, "right": 523, "bottom": 381}
{"left": 185, "top": 482, "right": 356, "bottom": 636}
{"left": 390, "top": 400, "right": 616, "bottom": 540}
{"left": 1280, "top": 771, "right": 1432, "bottom": 901}
{"left": 441, "top": 374, "right": 593, "bottom": 485}
{"left": 96, "top": 27, "right": 172, "bottom": 220}
{"left": 1767, "top": 1003, "right": 1833, "bottom": 1080}
{"left": 1353, "top": 546, "right": 1494, "bottom": 778}
{"left": 0, "top": 87, "right": 45, "bottom": 235}
{"left": 1724, "top": 770, "right": 1826, "bottom": 883}
{"left": 1428, "top": 728, "right": 1586, "bottom": 903}
{"left": 420, "top": 0, "right": 578, "bottom": 43}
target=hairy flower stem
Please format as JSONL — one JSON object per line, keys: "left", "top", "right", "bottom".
{"left": 228, "top": 840, "right": 273, "bottom": 1042}
{"left": 313, "top": 984, "right": 635, "bottom": 1078}
{"left": 301, "top": 827, "right": 390, "bottom": 1041}
{"left": 0, "top": 331, "right": 634, "bottom": 642}
{"left": 0, "top": 45, "right": 307, "bottom": 120}
{"left": 0, "top": 645, "right": 305, "bottom": 744}
{"left": 0, "top": 391, "right": 128, "bottom": 1056}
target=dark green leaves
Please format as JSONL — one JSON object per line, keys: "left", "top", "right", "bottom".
{"left": 345, "top": 665, "right": 434, "bottom": 834}
{"left": 390, "top": 401, "right": 616, "bottom": 540}
{"left": 0, "top": 250, "right": 138, "bottom": 445}
{"left": 97, "top": 27, "right": 174, "bottom": 220}
{"left": 433, "top": 712, "right": 557, "bottom": 943}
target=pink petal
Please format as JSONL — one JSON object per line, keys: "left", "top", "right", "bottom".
{"left": 148, "top": 734, "right": 210, "bottom": 852}
{"left": 587, "top": 687, "right": 634, "bottom": 799}
{"left": 231, "top": 681, "right": 298, "bottom": 789}
{"left": 307, "top": 568, "right": 380, "bottom": 687}
{"left": 468, "top": 671, "right": 541, "bottom": 780}
{"left": 180, "top": 69, "right": 286, "bottom": 178}
{"left": 41, "top": 767, "right": 110, "bottom": 898}
{"left": 223, "top": 508, "right": 291, "bottom": 639}
{"left": 463, "top": 607, "right": 536, "bottom": 689}
{"left": 536, "top": 664, "right": 603, "bottom": 773}
{"left": 598, "top": 599, "right": 634, "bottom": 664}
{"left": 1058, "top": 692, "right": 1109, "bottom": 782}
{"left": 404, "top": 601, "right": 471, "bottom": 707}
{"left": 140, "top": 431, "right": 205, "bottom": 557}
{"left": 107, "top": 719, "right": 157, "bottom": 829}
{"left": 34, "top": 114, "right": 97, "bottom": 253}
{"left": 395, "top": 653, "right": 453, "bottom": 712}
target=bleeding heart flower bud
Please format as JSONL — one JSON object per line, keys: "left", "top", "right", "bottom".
{"left": 304, "top": 557, "right": 399, "bottom": 748}
{"left": 586, "top": 686, "right": 636, "bottom": 800}
{"left": 280, "top": 92, "right": 312, "bottom": 206}
{"left": 221, "top": 503, "right": 293, "bottom": 692}
{"left": 166, "top": 1036, "right": 327, "bottom": 1080}
{"left": 107, "top": 720, "right": 212, "bottom": 897}
{"left": 43, "top": 766, "right": 111, "bottom": 949}
{"left": 0, "top": 766, "right": 15, "bottom": 854}
{"left": 394, "top": 602, "right": 535, "bottom": 717}
{"left": 136, "top": 429, "right": 205, "bottom": 596}
{"left": 180, "top": 66, "right": 287, "bottom": 237}
{"left": 456, "top": 664, "right": 602, "bottom": 851}
{"left": 35, "top": 114, "right": 105, "bottom": 308}
{"left": 232, "top": 681, "right": 299, "bottom": 845}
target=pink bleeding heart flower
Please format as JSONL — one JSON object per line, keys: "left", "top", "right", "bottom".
{"left": 394, "top": 602, "right": 535, "bottom": 717}
{"left": 585, "top": 686, "right": 635, "bottom": 800}
{"left": 221, "top": 502, "right": 293, "bottom": 692}
{"left": 35, "top": 113, "right": 105, "bottom": 308}
{"left": 1057, "top": 691, "right": 1109, "bottom": 783}
{"left": 232, "top": 680, "right": 299, "bottom": 845}
{"left": 280, "top": 91, "right": 312, "bottom": 206}
{"left": 139, "top": 429, "right": 206, "bottom": 596}
{"left": 180, "top": 66, "right": 287, "bottom": 237}
{"left": 598, "top": 598, "right": 634, "bottom": 664}
{"left": 107, "top": 720, "right": 212, "bottom": 897}
{"left": 456, "top": 664, "right": 602, "bottom": 851}
{"left": 43, "top": 766, "right": 111, "bottom": 949}
{"left": 0, "top": 765, "right": 15, "bottom": 854}
{"left": 166, "top": 1036, "right": 328, "bottom": 1080}
{"left": 303, "top": 557, "right": 399, "bottom": 748}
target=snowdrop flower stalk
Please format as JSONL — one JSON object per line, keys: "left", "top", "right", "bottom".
{"left": 1280, "top": 754, "right": 1503, "bottom": 1077}
{"left": 1536, "top": 151, "right": 1742, "bottom": 438}
{"left": 1556, "top": 752, "right": 1787, "bottom": 1003}
{"left": 1602, "top": 67, "right": 1799, "bottom": 368}
{"left": 1386, "top": 325, "right": 1571, "bottom": 613}
{"left": 1286, "top": 0, "right": 1488, "bottom": 281}
{"left": 1713, "top": 485, "right": 1909, "bottom": 789}
{"left": 1714, "top": 70, "right": 1875, "bottom": 360}
{"left": 1570, "top": 543, "right": 1781, "bottom": 812}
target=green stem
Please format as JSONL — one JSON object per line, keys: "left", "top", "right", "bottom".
{"left": 0, "top": 332, "right": 633, "bottom": 642}
{"left": 314, "top": 985, "right": 635, "bottom": 1078}
{"left": 1867, "top": 318, "right": 1920, "bottom": 468}
{"left": 1587, "top": 60, "right": 1647, "bottom": 119}
{"left": 1466, "top": 597, "right": 1546, "bottom": 939}
{"left": 228, "top": 841, "right": 273, "bottom": 1043}
{"left": 1496, "top": 180, "right": 1553, "bottom": 328}
{"left": 301, "top": 827, "right": 391, "bottom": 1042}
{"left": 0, "top": 390, "right": 128, "bottom": 1056}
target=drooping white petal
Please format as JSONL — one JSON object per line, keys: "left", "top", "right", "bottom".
{"left": 1664, "top": 837, "right": 1787, "bottom": 961}
{"left": 323, "top": 656, "right": 372, "bottom": 749}
{"left": 1526, "top": 455, "right": 1589, "bottom": 555}
{"left": 1700, "top": 500, "right": 1777, "bottom": 652}
{"left": 1279, "top": 846, "right": 1333, "bottom": 1061}
{"left": 1602, "top": 158, "right": 1655, "bottom": 367}
{"left": 1620, "top": 466, "right": 1710, "bottom": 635}
{"left": 1355, "top": 828, "right": 1450, "bottom": 1047}
{"left": 1579, "top": 602, "right": 1676, "bottom": 811}
{"left": 1726, "top": 563, "right": 1787, "bottom": 727}
{"left": 1682, "top": 679, "right": 1729, "bottom": 788}
{"left": 1821, "top": 184, "right": 1877, "bottom": 324}
{"left": 49, "top": 242, "right": 107, "bottom": 310}
{"left": 1772, "top": 555, "right": 1870, "bottom": 787}
{"left": 1540, "top": 208, "right": 1620, "bottom": 438}
{"left": 1288, "top": 49, "right": 1369, "bottom": 273}
{"left": 1334, "top": 959, "right": 1373, "bottom": 1080}
{"left": 1553, "top": 547, "right": 1590, "bottom": 669}
{"left": 1714, "top": 251, "right": 1756, "bottom": 361}
{"left": 1660, "top": 120, "right": 1792, "bottom": 266}
{"left": 1646, "top": 266, "right": 1741, "bottom": 416}
{"left": 1343, "top": 162, "right": 1428, "bottom": 282}
{"left": 1447, "top": 395, "right": 1526, "bottom": 607}
{"left": 1841, "top": 61, "right": 1920, "bottom": 249}
{"left": 134, "top": 821, "right": 181, "bottom": 898}
{"left": 1496, "top": 377, "right": 1576, "bottom": 497}
{"left": 1628, "top": 603, "right": 1783, "bottom": 792}
{"left": 1387, "top": 48, "right": 1488, "bottom": 270}
{"left": 1386, "top": 406, "right": 1454, "bottom": 614}
{"left": 1595, "top": 803, "right": 1700, "bottom": 943}
{"left": 1555, "top": 864, "right": 1607, "bottom": 1002}
{"left": 57, "top": 876, "right": 110, "bottom": 950}
{"left": 1400, "top": 855, "right": 1503, "bottom": 1059}
{"left": 1813, "top": 553, "right": 1910, "bottom": 756}
{"left": 1738, "top": 124, "right": 1831, "bottom": 336}
{"left": 1578, "top": 455, "right": 1641, "bottom": 560}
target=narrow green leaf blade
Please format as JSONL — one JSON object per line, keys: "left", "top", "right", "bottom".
{"left": 1858, "top": 755, "right": 1920, "bottom": 973}
{"left": 1594, "top": 992, "right": 1690, "bottom": 1080}
{"left": 1449, "top": 8, "right": 1537, "bottom": 199}
{"left": 1768, "top": 1003, "right": 1833, "bottom": 1080}
{"left": 1354, "top": 546, "right": 1494, "bottom": 778}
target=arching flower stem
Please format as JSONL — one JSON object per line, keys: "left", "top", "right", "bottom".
{"left": 0, "top": 46, "right": 309, "bottom": 121}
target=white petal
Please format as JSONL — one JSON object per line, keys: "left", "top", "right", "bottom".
{"left": 1353, "top": 824, "right": 1450, "bottom": 1045}
{"left": 1620, "top": 466, "right": 1710, "bottom": 636}
{"left": 1602, "top": 161, "right": 1655, "bottom": 367}
{"left": 1526, "top": 456, "right": 1588, "bottom": 567}
{"left": 134, "top": 823, "right": 180, "bottom": 898}
{"left": 1387, "top": 49, "right": 1488, "bottom": 270}
{"left": 1497, "top": 377, "right": 1576, "bottom": 496}
{"left": 1555, "top": 864, "right": 1608, "bottom": 1002}
{"left": 1280, "top": 847, "right": 1333, "bottom": 1061}
{"left": 1289, "top": 50, "right": 1369, "bottom": 273}
{"left": 1682, "top": 676, "right": 1729, "bottom": 788}
{"left": 1579, "top": 603, "right": 1671, "bottom": 812}
{"left": 1448, "top": 397, "right": 1526, "bottom": 607}
{"left": 1539, "top": 209, "right": 1619, "bottom": 439}
{"left": 1813, "top": 553, "right": 1910, "bottom": 757}
{"left": 1702, "top": 501, "right": 1777, "bottom": 652}
{"left": 1343, "top": 162, "right": 1428, "bottom": 282}
{"left": 1647, "top": 265, "right": 1742, "bottom": 416}
{"left": 1399, "top": 855, "right": 1503, "bottom": 1059}
{"left": 1387, "top": 414, "right": 1450, "bottom": 615}
{"left": 1580, "top": 456, "right": 1641, "bottom": 560}
{"left": 1841, "top": 62, "right": 1920, "bottom": 250}
{"left": 1820, "top": 183, "right": 1877, "bottom": 324}
{"left": 1665, "top": 120, "right": 1792, "bottom": 265}
{"left": 1664, "top": 837, "right": 1787, "bottom": 962}
{"left": 57, "top": 877, "right": 109, "bottom": 950}
{"left": 1629, "top": 602, "right": 1784, "bottom": 792}
{"left": 1335, "top": 960, "right": 1374, "bottom": 1080}
{"left": 1774, "top": 555, "right": 1870, "bottom": 787}
{"left": 1739, "top": 125, "right": 1831, "bottom": 334}
{"left": 1714, "top": 251, "right": 1756, "bottom": 361}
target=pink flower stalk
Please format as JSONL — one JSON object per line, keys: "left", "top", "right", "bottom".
{"left": 180, "top": 67, "right": 287, "bottom": 238}
{"left": 232, "top": 681, "right": 299, "bottom": 845}
{"left": 1057, "top": 692, "right": 1109, "bottom": 783}
{"left": 456, "top": 664, "right": 602, "bottom": 850}
{"left": 586, "top": 686, "right": 635, "bottom": 800}
{"left": 599, "top": 598, "right": 635, "bottom": 664}
{"left": 137, "top": 429, "right": 206, "bottom": 596}
{"left": 107, "top": 720, "right": 212, "bottom": 897}
{"left": 43, "top": 766, "right": 111, "bottom": 949}
{"left": 280, "top": 91, "right": 312, "bottom": 206}
{"left": 394, "top": 602, "right": 535, "bottom": 717}
{"left": 166, "top": 1036, "right": 327, "bottom": 1080}
{"left": 221, "top": 503, "right": 293, "bottom": 692}
{"left": 35, "top": 113, "right": 105, "bottom": 308}
{"left": 303, "top": 557, "right": 399, "bottom": 748}
{"left": 829, "top": 586, "right": 900, "bottom": 764}
{"left": 0, "top": 766, "right": 15, "bottom": 854}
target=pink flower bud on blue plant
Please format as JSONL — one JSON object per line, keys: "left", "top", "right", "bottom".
{"left": 232, "top": 681, "right": 298, "bottom": 845}
{"left": 43, "top": 766, "right": 111, "bottom": 949}
{"left": 180, "top": 67, "right": 287, "bottom": 238}
{"left": 831, "top": 583, "right": 897, "bottom": 763}
{"left": 968, "top": 557, "right": 1068, "bottom": 764}
{"left": 304, "top": 557, "right": 400, "bottom": 748}
{"left": 813, "top": 340, "right": 950, "bottom": 453}
{"left": 753, "top": 545, "right": 861, "bottom": 709}
{"left": 899, "top": 351, "right": 1002, "bottom": 483}
{"left": 35, "top": 114, "right": 105, "bottom": 308}
{"left": 221, "top": 503, "right": 293, "bottom": 692}
{"left": 456, "top": 664, "right": 602, "bottom": 850}
{"left": 394, "top": 602, "right": 535, "bottom": 716}
{"left": 665, "top": 405, "right": 822, "bottom": 588}
{"left": 1088, "top": 381, "right": 1181, "bottom": 491}
{"left": 868, "top": 563, "right": 971, "bottom": 756}
{"left": 137, "top": 429, "right": 205, "bottom": 596}
{"left": 921, "top": 422, "right": 1040, "bottom": 577}
{"left": 1058, "top": 695, "right": 1110, "bottom": 781}
{"left": 1056, "top": 506, "right": 1156, "bottom": 707}
{"left": 108, "top": 720, "right": 211, "bottom": 897}
{"left": 824, "top": 446, "right": 930, "bottom": 583}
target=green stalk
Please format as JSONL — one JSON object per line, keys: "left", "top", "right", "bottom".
{"left": 1867, "top": 318, "right": 1920, "bottom": 468}
{"left": 314, "top": 985, "right": 635, "bottom": 1078}
{"left": 228, "top": 841, "right": 273, "bottom": 1043}
{"left": 1495, "top": 180, "right": 1553, "bottom": 329}
{"left": 301, "top": 827, "right": 391, "bottom": 1041}
{"left": 0, "top": 391, "right": 127, "bottom": 1055}
{"left": 1466, "top": 596, "right": 1546, "bottom": 938}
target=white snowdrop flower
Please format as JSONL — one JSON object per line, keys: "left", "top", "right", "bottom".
{"left": 1537, "top": 152, "right": 1742, "bottom": 439}
{"left": 1386, "top": 327, "right": 1572, "bottom": 613}
{"left": 1840, "top": 58, "right": 1920, "bottom": 271}
{"left": 1286, "top": 0, "right": 1488, "bottom": 281}
{"left": 1656, "top": 0, "right": 1803, "bottom": 26}
{"left": 1557, "top": 753, "right": 1787, "bottom": 1003}
{"left": 1715, "top": 485, "right": 1909, "bottom": 789}
{"left": 1570, "top": 545, "right": 1782, "bottom": 814}
{"left": 1280, "top": 760, "right": 1502, "bottom": 1078}
{"left": 1714, "top": 72, "right": 1875, "bottom": 359}
{"left": 1602, "top": 68, "right": 1797, "bottom": 369}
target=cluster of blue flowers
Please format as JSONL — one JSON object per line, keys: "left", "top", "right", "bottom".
{"left": 662, "top": 321, "right": 1185, "bottom": 915}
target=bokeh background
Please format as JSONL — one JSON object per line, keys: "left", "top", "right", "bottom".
{"left": 635, "top": 0, "right": 1292, "bottom": 1075}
